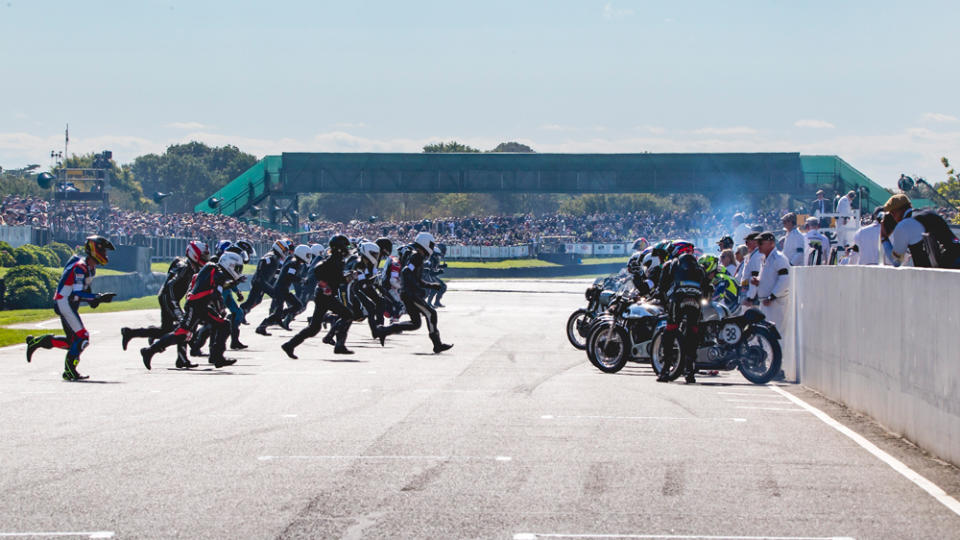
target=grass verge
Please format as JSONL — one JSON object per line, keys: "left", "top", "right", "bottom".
{"left": 0, "top": 328, "right": 37, "bottom": 348}
{"left": 0, "top": 295, "right": 157, "bottom": 335}
{"left": 445, "top": 259, "right": 559, "bottom": 269}
{"left": 580, "top": 256, "right": 629, "bottom": 265}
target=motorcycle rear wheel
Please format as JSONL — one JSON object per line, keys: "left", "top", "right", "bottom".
{"left": 737, "top": 326, "right": 782, "bottom": 384}
{"left": 588, "top": 323, "right": 630, "bottom": 373}
{"left": 649, "top": 330, "right": 683, "bottom": 381}
{"left": 566, "top": 309, "right": 593, "bottom": 350}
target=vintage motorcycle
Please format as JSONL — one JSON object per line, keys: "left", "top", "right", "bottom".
{"left": 649, "top": 302, "right": 782, "bottom": 384}
{"left": 566, "top": 274, "right": 626, "bottom": 350}
{"left": 585, "top": 291, "right": 665, "bottom": 373}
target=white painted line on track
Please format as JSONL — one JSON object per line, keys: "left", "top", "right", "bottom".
{"left": 258, "top": 455, "right": 512, "bottom": 462}
{"left": 514, "top": 534, "right": 854, "bottom": 540}
{"left": 724, "top": 399, "right": 792, "bottom": 404}
{"left": 770, "top": 385, "right": 960, "bottom": 517}
{"left": 717, "top": 391, "right": 778, "bottom": 396}
{"left": 0, "top": 532, "right": 114, "bottom": 539}
{"left": 734, "top": 406, "right": 805, "bottom": 412}
{"left": 541, "top": 415, "right": 747, "bottom": 422}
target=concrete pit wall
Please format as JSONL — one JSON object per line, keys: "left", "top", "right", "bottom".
{"left": 793, "top": 265, "right": 960, "bottom": 467}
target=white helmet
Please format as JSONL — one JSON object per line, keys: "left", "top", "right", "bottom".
{"left": 358, "top": 242, "right": 381, "bottom": 266}
{"left": 309, "top": 243, "right": 324, "bottom": 259}
{"left": 414, "top": 232, "right": 436, "bottom": 255}
{"left": 293, "top": 244, "right": 311, "bottom": 263}
{"left": 271, "top": 239, "right": 288, "bottom": 257}
{"left": 218, "top": 251, "right": 244, "bottom": 280}
{"left": 186, "top": 240, "right": 210, "bottom": 266}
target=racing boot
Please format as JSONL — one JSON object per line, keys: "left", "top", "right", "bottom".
{"left": 684, "top": 371, "right": 697, "bottom": 384}
{"left": 255, "top": 325, "right": 271, "bottom": 336}
{"left": 429, "top": 332, "right": 453, "bottom": 354}
{"left": 25, "top": 334, "right": 52, "bottom": 363}
{"left": 140, "top": 347, "right": 154, "bottom": 370}
{"left": 121, "top": 327, "right": 132, "bottom": 351}
{"left": 176, "top": 346, "right": 198, "bottom": 369}
{"left": 62, "top": 355, "right": 88, "bottom": 381}
{"left": 230, "top": 339, "right": 248, "bottom": 350}
{"left": 281, "top": 341, "right": 298, "bottom": 360}
{"left": 211, "top": 355, "right": 237, "bottom": 368}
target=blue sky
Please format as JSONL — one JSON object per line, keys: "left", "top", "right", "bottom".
{"left": 2, "top": 0, "right": 958, "bottom": 187}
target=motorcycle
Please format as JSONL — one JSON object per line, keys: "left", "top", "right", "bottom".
{"left": 586, "top": 291, "right": 664, "bottom": 373}
{"left": 649, "top": 302, "right": 782, "bottom": 384}
{"left": 565, "top": 274, "right": 626, "bottom": 350}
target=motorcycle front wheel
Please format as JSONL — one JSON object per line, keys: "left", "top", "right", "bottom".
{"left": 649, "top": 330, "right": 683, "bottom": 381}
{"left": 566, "top": 309, "right": 593, "bottom": 350}
{"left": 737, "top": 325, "right": 782, "bottom": 384}
{"left": 588, "top": 323, "right": 630, "bottom": 373}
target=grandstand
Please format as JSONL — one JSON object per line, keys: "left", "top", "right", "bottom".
{"left": 195, "top": 152, "right": 892, "bottom": 229}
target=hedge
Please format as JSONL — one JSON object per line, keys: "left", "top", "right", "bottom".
{"left": 6, "top": 244, "right": 66, "bottom": 268}
{"left": 2, "top": 265, "right": 59, "bottom": 309}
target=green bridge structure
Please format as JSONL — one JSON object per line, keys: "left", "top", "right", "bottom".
{"left": 195, "top": 152, "right": 897, "bottom": 229}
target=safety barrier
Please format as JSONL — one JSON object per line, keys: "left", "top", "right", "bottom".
{"left": 0, "top": 226, "right": 33, "bottom": 248}
{"left": 791, "top": 265, "right": 960, "bottom": 467}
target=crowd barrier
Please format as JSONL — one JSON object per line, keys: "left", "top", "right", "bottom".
{"left": 790, "top": 265, "right": 960, "bottom": 467}
{"left": 0, "top": 226, "right": 33, "bottom": 248}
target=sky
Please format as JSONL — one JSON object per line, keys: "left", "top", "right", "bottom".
{"left": 1, "top": 0, "right": 958, "bottom": 187}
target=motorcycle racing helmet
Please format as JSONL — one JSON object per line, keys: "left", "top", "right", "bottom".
{"left": 358, "top": 242, "right": 381, "bottom": 266}
{"left": 218, "top": 251, "right": 244, "bottom": 281}
{"left": 329, "top": 234, "right": 350, "bottom": 256}
{"left": 186, "top": 240, "right": 210, "bottom": 266}
{"left": 84, "top": 235, "right": 115, "bottom": 265}
{"left": 375, "top": 237, "right": 393, "bottom": 258}
{"left": 414, "top": 232, "right": 436, "bottom": 255}
{"left": 216, "top": 240, "right": 232, "bottom": 256}
{"left": 669, "top": 240, "right": 695, "bottom": 259}
{"left": 293, "top": 244, "right": 311, "bottom": 263}
{"left": 698, "top": 254, "right": 719, "bottom": 274}
{"left": 225, "top": 245, "right": 249, "bottom": 263}
{"left": 632, "top": 237, "right": 649, "bottom": 252}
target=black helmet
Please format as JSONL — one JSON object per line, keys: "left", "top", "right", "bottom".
{"left": 329, "top": 234, "right": 350, "bottom": 254}
{"left": 436, "top": 243, "right": 447, "bottom": 256}
{"left": 375, "top": 237, "right": 393, "bottom": 257}
{"left": 235, "top": 239, "right": 256, "bottom": 259}
{"left": 84, "top": 235, "right": 115, "bottom": 265}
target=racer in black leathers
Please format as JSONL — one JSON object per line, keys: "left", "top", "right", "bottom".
{"left": 121, "top": 248, "right": 206, "bottom": 355}
{"left": 423, "top": 246, "right": 448, "bottom": 308}
{"left": 239, "top": 246, "right": 283, "bottom": 314}
{"left": 140, "top": 257, "right": 242, "bottom": 370}
{"left": 281, "top": 236, "right": 355, "bottom": 358}
{"left": 373, "top": 238, "right": 453, "bottom": 354}
{"left": 656, "top": 249, "right": 709, "bottom": 384}
{"left": 256, "top": 251, "right": 306, "bottom": 335}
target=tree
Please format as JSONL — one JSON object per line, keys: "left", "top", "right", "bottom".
{"left": 422, "top": 141, "right": 480, "bottom": 153}
{"left": 489, "top": 142, "right": 534, "bottom": 153}
{"left": 131, "top": 142, "right": 257, "bottom": 213}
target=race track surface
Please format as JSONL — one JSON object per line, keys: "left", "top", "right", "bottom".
{"left": 1, "top": 279, "right": 958, "bottom": 539}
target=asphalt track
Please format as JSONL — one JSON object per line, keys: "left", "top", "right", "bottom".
{"left": 1, "top": 279, "right": 959, "bottom": 539}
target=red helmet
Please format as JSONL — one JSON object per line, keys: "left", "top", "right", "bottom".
{"left": 668, "top": 240, "right": 695, "bottom": 259}
{"left": 186, "top": 241, "right": 210, "bottom": 266}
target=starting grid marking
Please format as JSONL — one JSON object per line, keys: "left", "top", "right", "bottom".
{"left": 513, "top": 535, "right": 855, "bottom": 540}
{"left": 540, "top": 415, "right": 747, "bottom": 422}
{"left": 0, "top": 533, "right": 114, "bottom": 539}
{"left": 258, "top": 454, "right": 513, "bottom": 462}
